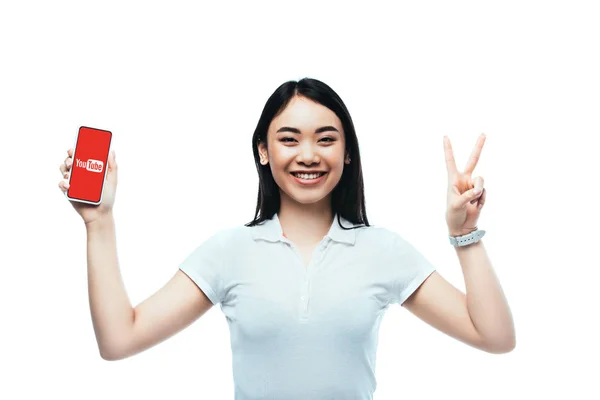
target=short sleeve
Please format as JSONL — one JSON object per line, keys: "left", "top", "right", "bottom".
{"left": 178, "top": 230, "right": 225, "bottom": 305}
{"left": 386, "top": 231, "right": 437, "bottom": 305}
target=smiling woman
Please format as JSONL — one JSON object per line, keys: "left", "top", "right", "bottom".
{"left": 58, "top": 77, "right": 512, "bottom": 400}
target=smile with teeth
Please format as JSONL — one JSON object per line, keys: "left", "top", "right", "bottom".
{"left": 291, "top": 172, "right": 327, "bottom": 180}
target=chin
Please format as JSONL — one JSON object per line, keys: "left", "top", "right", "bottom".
{"left": 280, "top": 186, "right": 333, "bottom": 205}
{"left": 292, "top": 194, "right": 331, "bottom": 205}
{"left": 276, "top": 171, "right": 342, "bottom": 205}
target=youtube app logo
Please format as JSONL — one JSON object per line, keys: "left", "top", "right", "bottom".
{"left": 75, "top": 158, "right": 104, "bottom": 173}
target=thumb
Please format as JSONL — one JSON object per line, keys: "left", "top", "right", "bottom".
{"left": 454, "top": 187, "right": 481, "bottom": 209}
{"left": 463, "top": 187, "right": 482, "bottom": 206}
{"left": 107, "top": 149, "right": 117, "bottom": 174}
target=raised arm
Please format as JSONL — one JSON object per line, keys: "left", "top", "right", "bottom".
{"left": 86, "top": 214, "right": 213, "bottom": 361}
{"left": 59, "top": 148, "right": 214, "bottom": 361}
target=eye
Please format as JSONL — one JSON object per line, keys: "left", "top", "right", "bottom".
{"left": 280, "top": 137, "right": 335, "bottom": 143}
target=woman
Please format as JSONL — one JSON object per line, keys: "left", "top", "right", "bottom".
{"left": 58, "top": 77, "right": 515, "bottom": 399}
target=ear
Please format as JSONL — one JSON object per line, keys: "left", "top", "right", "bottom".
{"left": 345, "top": 152, "right": 351, "bottom": 164}
{"left": 258, "top": 141, "right": 269, "bottom": 165}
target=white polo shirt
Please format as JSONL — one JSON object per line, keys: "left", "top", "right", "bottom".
{"left": 179, "top": 213, "right": 436, "bottom": 400}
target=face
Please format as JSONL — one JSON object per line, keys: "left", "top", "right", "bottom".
{"left": 258, "top": 95, "right": 350, "bottom": 208}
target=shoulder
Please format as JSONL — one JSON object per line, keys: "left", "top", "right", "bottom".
{"left": 356, "top": 222, "right": 400, "bottom": 248}
{"left": 207, "top": 223, "right": 261, "bottom": 248}
{"left": 208, "top": 224, "right": 250, "bottom": 244}
{"left": 357, "top": 223, "right": 423, "bottom": 260}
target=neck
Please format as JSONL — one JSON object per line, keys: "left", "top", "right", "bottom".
{"left": 278, "top": 195, "right": 333, "bottom": 246}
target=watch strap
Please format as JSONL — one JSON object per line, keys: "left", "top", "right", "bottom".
{"left": 449, "top": 229, "right": 486, "bottom": 247}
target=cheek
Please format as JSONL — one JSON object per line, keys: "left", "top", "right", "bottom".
{"left": 269, "top": 148, "right": 295, "bottom": 167}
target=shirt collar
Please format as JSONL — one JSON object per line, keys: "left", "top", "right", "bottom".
{"left": 250, "top": 212, "right": 359, "bottom": 245}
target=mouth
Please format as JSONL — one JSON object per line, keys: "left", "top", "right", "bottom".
{"left": 290, "top": 171, "right": 327, "bottom": 185}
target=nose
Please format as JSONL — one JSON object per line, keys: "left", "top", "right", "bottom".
{"left": 296, "top": 142, "right": 321, "bottom": 165}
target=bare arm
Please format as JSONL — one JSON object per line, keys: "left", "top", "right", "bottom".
{"left": 86, "top": 212, "right": 213, "bottom": 361}
{"left": 402, "top": 241, "right": 515, "bottom": 354}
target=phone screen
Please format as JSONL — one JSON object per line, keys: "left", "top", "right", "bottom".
{"left": 66, "top": 126, "right": 112, "bottom": 204}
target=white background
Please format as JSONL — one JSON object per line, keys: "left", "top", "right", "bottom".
{"left": 1, "top": 1, "right": 599, "bottom": 399}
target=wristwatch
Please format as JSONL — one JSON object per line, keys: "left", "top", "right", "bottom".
{"left": 449, "top": 228, "right": 486, "bottom": 247}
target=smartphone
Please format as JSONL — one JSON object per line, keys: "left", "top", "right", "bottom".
{"left": 65, "top": 126, "right": 113, "bottom": 205}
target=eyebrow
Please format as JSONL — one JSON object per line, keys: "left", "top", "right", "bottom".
{"left": 276, "top": 125, "right": 339, "bottom": 135}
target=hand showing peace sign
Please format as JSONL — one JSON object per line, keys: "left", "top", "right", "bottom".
{"left": 444, "top": 133, "right": 487, "bottom": 237}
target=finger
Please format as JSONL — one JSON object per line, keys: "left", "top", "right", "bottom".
{"left": 478, "top": 187, "right": 486, "bottom": 209}
{"left": 462, "top": 185, "right": 483, "bottom": 207}
{"left": 58, "top": 180, "right": 70, "bottom": 192}
{"left": 464, "top": 133, "right": 486, "bottom": 175}
{"left": 473, "top": 176, "right": 484, "bottom": 192}
{"left": 60, "top": 157, "right": 72, "bottom": 177}
{"left": 65, "top": 156, "right": 72, "bottom": 169}
{"left": 443, "top": 136, "right": 458, "bottom": 177}
{"left": 67, "top": 148, "right": 74, "bottom": 157}
{"left": 106, "top": 150, "right": 117, "bottom": 184}
{"left": 107, "top": 149, "right": 117, "bottom": 171}
{"left": 469, "top": 176, "right": 485, "bottom": 204}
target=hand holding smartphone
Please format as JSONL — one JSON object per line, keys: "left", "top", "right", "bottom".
{"left": 58, "top": 126, "right": 118, "bottom": 224}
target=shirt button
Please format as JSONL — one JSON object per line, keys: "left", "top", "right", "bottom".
{"left": 301, "top": 296, "right": 305, "bottom": 301}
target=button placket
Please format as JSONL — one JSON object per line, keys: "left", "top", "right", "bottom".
{"left": 314, "top": 238, "right": 331, "bottom": 271}
{"left": 282, "top": 236, "right": 332, "bottom": 322}
{"left": 299, "top": 243, "right": 312, "bottom": 320}
{"left": 285, "top": 238, "right": 327, "bottom": 322}
{"left": 282, "top": 240, "right": 309, "bottom": 320}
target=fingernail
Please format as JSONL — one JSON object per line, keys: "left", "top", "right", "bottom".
{"left": 473, "top": 187, "right": 481, "bottom": 194}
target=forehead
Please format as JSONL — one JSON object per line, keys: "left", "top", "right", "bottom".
{"left": 270, "top": 96, "right": 342, "bottom": 130}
